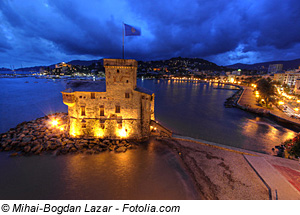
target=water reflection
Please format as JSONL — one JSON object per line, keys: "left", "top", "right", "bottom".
{"left": 138, "top": 79, "right": 297, "bottom": 154}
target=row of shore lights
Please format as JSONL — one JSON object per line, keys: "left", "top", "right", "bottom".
{"left": 49, "top": 117, "right": 158, "bottom": 138}
{"left": 252, "top": 83, "right": 300, "bottom": 112}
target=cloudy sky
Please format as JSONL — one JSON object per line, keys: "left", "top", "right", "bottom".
{"left": 1, "top": 0, "right": 300, "bottom": 68}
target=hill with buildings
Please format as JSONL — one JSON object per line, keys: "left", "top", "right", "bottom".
{"left": 227, "top": 58, "right": 300, "bottom": 71}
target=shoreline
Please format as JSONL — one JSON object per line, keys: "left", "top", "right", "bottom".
{"left": 1, "top": 113, "right": 300, "bottom": 199}
{"left": 157, "top": 136, "right": 300, "bottom": 200}
{"left": 236, "top": 85, "right": 300, "bottom": 131}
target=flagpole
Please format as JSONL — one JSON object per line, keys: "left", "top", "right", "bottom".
{"left": 122, "top": 22, "right": 124, "bottom": 59}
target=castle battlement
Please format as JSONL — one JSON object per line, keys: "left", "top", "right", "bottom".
{"left": 62, "top": 59, "right": 155, "bottom": 140}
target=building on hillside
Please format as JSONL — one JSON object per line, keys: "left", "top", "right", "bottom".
{"left": 294, "top": 79, "right": 300, "bottom": 94}
{"left": 283, "top": 72, "right": 300, "bottom": 87}
{"left": 273, "top": 72, "right": 285, "bottom": 84}
{"left": 61, "top": 59, "right": 155, "bottom": 140}
{"left": 268, "top": 64, "right": 283, "bottom": 74}
{"left": 56, "top": 62, "right": 72, "bottom": 69}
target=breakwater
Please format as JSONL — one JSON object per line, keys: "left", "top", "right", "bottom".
{"left": 0, "top": 113, "right": 138, "bottom": 157}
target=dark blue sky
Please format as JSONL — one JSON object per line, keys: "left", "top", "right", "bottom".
{"left": 1, "top": 0, "right": 300, "bottom": 68}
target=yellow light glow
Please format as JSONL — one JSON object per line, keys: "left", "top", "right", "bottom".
{"left": 255, "top": 91, "right": 259, "bottom": 95}
{"left": 51, "top": 119, "right": 58, "bottom": 127}
{"left": 253, "top": 84, "right": 257, "bottom": 88}
{"left": 59, "top": 127, "right": 64, "bottom": 131}
{"left": 294, "top": 108, "right": 299, "bottom": 112}
{"left": 255, "top": 94, "right": 259, "bottom": 98}
{"left": 261, "top": 99, "right": 265, "bottom": 102}
{"left": 117, "top": 127, "right": 127, "bottom": 138}
{"left": 297, "top": 100, "right": 300, "bottom": 103}
{"left": 70, "top": 123, "right": 78, "bottom": 137}
{"left": 95, "top": 128, "right": 104, "bottom": 138}
{"left": 278, "top": 101, "right": 284, "bottom": 105}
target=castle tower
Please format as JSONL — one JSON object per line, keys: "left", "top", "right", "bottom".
{"left": 104, "top": 59, "right": 137, "bottom": 93}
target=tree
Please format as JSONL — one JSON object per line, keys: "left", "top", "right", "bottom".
{"left": 256, "top": 78, "right": 276, "bottom": 107}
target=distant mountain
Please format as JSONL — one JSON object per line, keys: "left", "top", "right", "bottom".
{"left": 138, "top": 56, "right": 230, "bottom": 72}
{"left": 0, "top": 67, "right": 11, "bottom": 71}
{"left": 14, "top": 59, "right": 103, "bottom": 72}
{"left": 66, "top": 59, "right": 103, "bottom": 66}
{"left": 226, "top": 58, "right": 300, "bottom": 71}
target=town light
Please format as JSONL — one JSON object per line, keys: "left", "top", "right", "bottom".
{"left": 51, "top": 119, "right": 59, "bottom": 127}
{"left": 278, "top": 101, "right": 284, "bottom": 105}
{"left": 59, "top": 127, "right": 64, "bottom": 131}
{"left": 297, "top": 100, "right": 300, "bottom": 103}
{"left": 255, "top": 94, "right": 259, "bottom": 98}
{"left": 294, "top": 108, "right": 299, "bottom": 112}
{"left": 261, "top": 99, "right": 265, "bottom": 102}
{"left": 117, "top": 127, "right": 127, "bottom": 138}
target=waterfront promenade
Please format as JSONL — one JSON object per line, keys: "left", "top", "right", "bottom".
{"left": 162, "top": 136, "right": 300, "bottom": 200}
{"left": 238, "top": 86, "right": 300, "bottom": 126}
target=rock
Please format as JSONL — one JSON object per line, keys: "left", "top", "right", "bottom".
{"left": 22, "top": 136, "right": 32, "bottom": 143}
{"left": 99, "top": 142, "right": 108, "bottom": 148}
{"left": 49, "top": 144, "right": 58, "bottom": 150}
{"left": 24, "top": 146, "right": 31, "bottom": 153}
{"left": 108, "top": 145, "right": 116, "bottom": 151}
{"left": 31, "top": 145, "right": 41, "bottom": 152}
{"left": 9, "top": 152, "right": 18, "bottom": 157}
{"left": 103, "top": 140, "right": 110, "bottom": 145}
{"left": 115, "top": 146, "right": 127, "bottom": 153}
{"left": 11, "top": 141, "right": 19, "bottom": 147}
{"left": 69, "top": 147, "right": 77, "bottom": 153}
{"left": 4, "top": 146, "right": 12, "bottom": 151}
{"left": 34, "top": 147, "right": 43, "bottom": 155}
{"left": 1, "top": 141, "right": 8, "bottom": 148}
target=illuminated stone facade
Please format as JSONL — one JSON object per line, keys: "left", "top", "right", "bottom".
{"left": 62, "top": 59, "right": 155, "bottom": 140}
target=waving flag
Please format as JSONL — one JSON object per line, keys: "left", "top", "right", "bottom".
{"left": 124, "top": 23, "right": 141, "bottom": 36}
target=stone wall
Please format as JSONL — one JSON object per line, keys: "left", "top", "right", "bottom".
{"left": 62, "top": 58, "right": 154, "bottom": 140}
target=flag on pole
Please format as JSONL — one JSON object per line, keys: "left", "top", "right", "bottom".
{"left": 124, "top": 23, "right": 141, "bottom": 36}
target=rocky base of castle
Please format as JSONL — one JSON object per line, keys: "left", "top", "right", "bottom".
{"left": 0, "top": 113, "right": 139, "bottom": 157}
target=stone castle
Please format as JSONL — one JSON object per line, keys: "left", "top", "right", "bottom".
{"left": 62, "top": 59, "right": 155, "bottom": 140}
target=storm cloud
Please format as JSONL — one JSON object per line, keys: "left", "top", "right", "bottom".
{"left": 0, "top": 0, "right": 300, "bottom": 67}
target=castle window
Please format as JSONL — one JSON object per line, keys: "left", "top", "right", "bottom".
{"left": 91, "top": 92, "right": 95, "bottom": 99}
{"left": 117, "top": 117, "right": 122, "bottom": 129}
{"left": 81, "top": 106, "right": 86, "bottom": 116}
{"left": 82, "top": 123, "right": 86, "bottom": 128}
{"left": 126, "top": 80, "right": 129, "bottom": 83}
{"left": 100, "top": 105, "right": 104, "bottom": 116}
{"left": 142, "top": 96, "right": 145, "bottom": 99}
{"left": 125, "top": 93, "right": 130, "bottom": 98}
{"left": 100, "top": 124, "right": 105, "bottom": 129}
{"left": 115, "top": 105, "right": 120, "bottom": 113}
{"left": 117, "top": 69, "right": 120, "bottom": 73}
{"left": 79, "top": 96, "right": 82, "bottom": 99}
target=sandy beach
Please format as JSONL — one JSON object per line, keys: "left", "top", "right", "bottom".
{"left": 157, "top": 136, "right": 300, "bottom": 200}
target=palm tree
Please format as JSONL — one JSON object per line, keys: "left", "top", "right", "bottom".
{"left": 256, "top": 78, "right": 276, "bottom": 108}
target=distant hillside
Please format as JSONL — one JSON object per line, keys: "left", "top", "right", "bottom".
{"left": 66, "top": 59, "right": 103, "bottom": 66}
{"left": 227, "top": 58, "right": 300, "bottom": 71}
{"left": 138, "top": 56, "right": 229, "bottom": 71}
{"left": 14, "top": 59, "right": 103, "bottom": 72}
{"left": 0, "top": 67, "right": 11, "bottom": 71}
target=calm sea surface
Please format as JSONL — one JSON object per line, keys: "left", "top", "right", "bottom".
{"left": 0, "top": 77, "right": 296, "bottom": 199}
